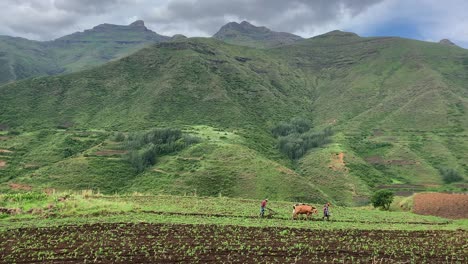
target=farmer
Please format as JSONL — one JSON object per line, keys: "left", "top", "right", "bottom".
{"left": 322, "top": 202, "right": 331, "bottom": 221}
{"left": 260, "top": 198, "right": 268, "bottom": 217}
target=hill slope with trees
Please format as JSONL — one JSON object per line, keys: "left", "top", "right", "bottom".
{"left": 0, "top": 31, "right": 466, "bottom": 205}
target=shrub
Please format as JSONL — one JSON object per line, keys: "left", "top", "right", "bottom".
{"left": 278, "top": 128, "right": 333, "bottom": 160}
{"left": 271, "top": 117, "right": 312, "bottom": 137}
{"left": 439, "top": 168, "right": 463, "bottom": 183}
{"left": 7, "top": 130, "right": 20, "bottom": 136}
{"left": 371, "top": 190, "right": 394, "bottom": 210}
{"left": 124, "top": 128, "right": 200, "bottom": 172}
{"left": 112, "top": 132, "right": 126, "bottom": 142}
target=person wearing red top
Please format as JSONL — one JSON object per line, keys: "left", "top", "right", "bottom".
{"left": 260, "top": 199, "right": 268, "bottom": 217}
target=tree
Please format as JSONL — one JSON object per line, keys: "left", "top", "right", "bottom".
{"left": 439, "top": 168, "right": 463, "bottom": 184}
{"left": 371, "top": 190, "right": 394, "bottom": 210}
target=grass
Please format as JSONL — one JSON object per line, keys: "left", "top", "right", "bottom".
{"left": 0, "top": 192, "right": 464, "bottom": 232}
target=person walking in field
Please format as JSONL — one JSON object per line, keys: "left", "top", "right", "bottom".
{"left": 322, "top": 202, "right": 331, "bottom": 221}
{"left": 260, "top": 199, "right": 268, "bottom": 217}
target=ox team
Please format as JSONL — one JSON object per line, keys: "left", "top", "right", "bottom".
{"left": 260, "top": 199, "right": 331, "bottom": 220}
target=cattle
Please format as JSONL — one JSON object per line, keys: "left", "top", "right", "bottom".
{"left": 292, "top": 203, "right": 318, "bottom": 220}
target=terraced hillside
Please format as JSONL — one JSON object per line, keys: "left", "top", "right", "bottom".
{"left": 0, "top": 32, "right": 466, "bottom": 204}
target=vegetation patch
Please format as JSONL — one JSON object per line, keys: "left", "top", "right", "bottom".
{"left": 272, "top": 117, "right": 333, "bottom": 160}
{"left": 123, "top": 128, "right": 200, "bottom": 172}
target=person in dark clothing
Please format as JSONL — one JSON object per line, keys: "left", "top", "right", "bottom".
{"left": 322, "top": 202, "right": 331, "bottom": 221}
{"left": 260, "top": 199, "right": 268, "bottom": 217}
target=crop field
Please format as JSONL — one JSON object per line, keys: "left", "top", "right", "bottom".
{"left": 0, "top": 192, "right": 467, "bottom": 263}
{"left": 413, "top": 193, "right": 468, "bottom": 219}
{"left": 1, "top": 223, "right": 466, "bottom": 263}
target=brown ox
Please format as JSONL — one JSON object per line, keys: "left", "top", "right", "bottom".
{"left": 292, "top": 203, "right": 318, "bottom": 220}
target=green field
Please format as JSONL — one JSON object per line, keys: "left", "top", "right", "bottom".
{"left": 0, "top": 192, "right": 466, "bottom": 263}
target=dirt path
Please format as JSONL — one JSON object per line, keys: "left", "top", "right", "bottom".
{"left": 329, "top": 152, "right": 348, "bottom": 172}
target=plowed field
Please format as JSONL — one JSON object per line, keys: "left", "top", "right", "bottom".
{"left": 413, "top": 193, "right": 468, "bottom": 219}
{"left": 1, "top": 223, "right": 466, "bottom": 263}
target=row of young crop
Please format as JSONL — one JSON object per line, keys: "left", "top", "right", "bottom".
{"left": 1, "top": 222, "right": 465, "bottom": 263}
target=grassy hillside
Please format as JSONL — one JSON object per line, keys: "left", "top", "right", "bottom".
{"left": 0, "top": 34, "right": 466, "bottom": 205}
{"left": 0, "top": 21, "right": 169, "bottom": 85}
{"left": 0, "top": 36, "right": 63, "bottom": 84}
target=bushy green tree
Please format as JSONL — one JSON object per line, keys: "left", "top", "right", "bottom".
{"left": 112, "top": 132, "right": 126, "bottom": 142}
{"left": 271, "top": 117, "right": 311, "bottom": 137}
{"left": 439, "top": 168, "right": 463, "bottom": 183}
{"left": 371, "top": 190, "right": 394, "bottom": 210}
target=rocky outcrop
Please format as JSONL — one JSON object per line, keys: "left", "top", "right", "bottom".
{"left": 439, "top": 39, "right": 457, "bottom": 46}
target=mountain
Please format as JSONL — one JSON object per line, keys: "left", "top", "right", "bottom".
{"left": 439, "top": 39, "right": 457, "bottom": 47}
{"left": 0, "top": 36, "right": 62, "bottom": 84}
{"left": 213, "top": 21, "right": 303, "bottom": 48}
{"left": 0, "top": 32, "right": 467, "bottom": 205}
{"left": 0, "top": 20, "right": 170, "bottom": 85}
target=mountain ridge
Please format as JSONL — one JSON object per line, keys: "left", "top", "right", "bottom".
{"left": 213, "top": 21, "right": 303, "bottom": 48}
{"left": 0, "top": 20, "right": 171, "bottom": 85}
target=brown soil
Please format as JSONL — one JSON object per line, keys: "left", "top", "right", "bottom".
{"left": 9, "top": 183, "right": 32, "bottom": 191}
{"left": 0, "top": 223, "right": 465, "bottom": 263}
{"left": 0, "top": 149, "right": 12, "bottom": 153}
{"left": 94, "top": 150, "right": 128, "bottom": 156}
{"left": 413, "top": 193, "right": 468, "bottom": 219}
{"left": 0, "top": 160, "right": 6, "bottom": 168}
{"left": 378, "top": 184, "right": 426, "bottom": 189}
{"left": 328, "top": 152, "right": 348, "bottom": 172}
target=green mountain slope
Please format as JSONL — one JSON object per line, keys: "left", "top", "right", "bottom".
{"left": 0, "top": 21, "right": 169, "bottom": 85}
{"left": 0, "top": 33, "right": 466, "bottom": 204}
{"left": 0, "top": 36, "right": 62, "bottom": 84}
{"left": 213, "top": 21, "right": 303, "bottom": 48}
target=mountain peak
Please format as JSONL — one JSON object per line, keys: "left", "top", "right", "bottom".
{"left": 213, "top": 21, "right": 302, "bottom": 48}
{"left": 317, "top": 30, "right": 359, "bottom": 38}
{"left": 55, "top": 20, "right": 169, "bottom": 43}
{"left": 129, "top": 20, "right": 145, "bottom": 27}
{"left": 219, "top": 21, "right": 267, "bottom": 33}
{"left": 439, "top": 39, "right": 457, "bottom": 46}
{"left": 239, "top": 21, "right": 257, "bottom": 28}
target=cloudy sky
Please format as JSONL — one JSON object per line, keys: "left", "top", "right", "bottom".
{"left": 0, "top": 0, "right": 467, "bottom": 47}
